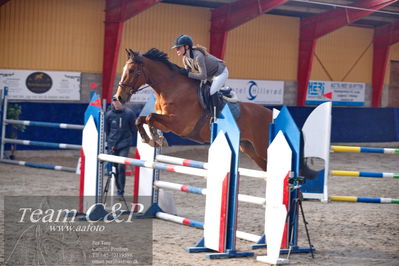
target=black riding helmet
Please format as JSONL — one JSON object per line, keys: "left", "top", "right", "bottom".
{"left": 171, "top": 34, "right": 193, "bottom": 49}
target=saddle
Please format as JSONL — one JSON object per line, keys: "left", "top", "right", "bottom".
{"left": 185, "top": 82, "right": 240, "bottom": 143}
{"left": 198, "top": 81, "right": 240, "bottom": 119}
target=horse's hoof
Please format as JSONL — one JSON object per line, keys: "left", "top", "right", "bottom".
{"left": 148, "top": 139, "right": 156, "bottom": 147}
{"left": 140, "top": 136, "right": 151, "bottom": 144}
{"left": 160, "top": 137, "right": 169, "bottom": 147}
{"left": 154, "top": 136, "right": 168, "bottom": 147}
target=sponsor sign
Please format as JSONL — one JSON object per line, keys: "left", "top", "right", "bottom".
{"left": 225, "top": 79, "right": 284, "bottom": 105}
{"left": 0, "top": 69, "right": 80, "bottom": 100}
{"left": 129, "top": 79, "right": 284, "bottom": 105}
{"left": 306, "top": 80, "right": 365, "bottom": 106}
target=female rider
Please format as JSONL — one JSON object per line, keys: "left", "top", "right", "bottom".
{"left": 172, "top": 34, "right": 228, "bottom": 120}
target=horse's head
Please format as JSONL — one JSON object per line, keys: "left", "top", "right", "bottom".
{"left": 114, "top": 49, "right": 147, "bottom": 103}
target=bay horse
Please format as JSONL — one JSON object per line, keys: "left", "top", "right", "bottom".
{"left": 114, "top": 48, "right": 272, "bottom": 171}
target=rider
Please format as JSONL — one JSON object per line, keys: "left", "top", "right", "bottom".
{"left": 172, "top": 34, "right": 228, "bottom": 120}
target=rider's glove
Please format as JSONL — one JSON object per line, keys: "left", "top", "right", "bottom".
{"left": 179, "top": 68, "right": 189, "bottom": 76}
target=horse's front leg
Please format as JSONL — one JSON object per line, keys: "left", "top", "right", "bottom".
{"left": 135, "top": 116, "right": 151, "bottom": 144}
{"left": 146, "top": 113, "right": 180, "bottom": 147}
{"left": 148, "top": 124, "right": 167, "bottom": 147}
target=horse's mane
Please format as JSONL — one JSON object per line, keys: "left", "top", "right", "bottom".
{"left": 142, "top": 48, "right": 180, "bottom": 70}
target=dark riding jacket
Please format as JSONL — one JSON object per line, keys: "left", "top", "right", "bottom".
{"left": 105, "top": 106, "right": 136, "bottom": 151}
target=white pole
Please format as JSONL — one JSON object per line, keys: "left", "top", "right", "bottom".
{"left": 1, "top": 92, "right": 8, "bottom": 160}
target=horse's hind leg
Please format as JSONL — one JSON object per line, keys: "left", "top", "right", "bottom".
{"left": 240, "top": 140, "right": 266, "bottom": 171}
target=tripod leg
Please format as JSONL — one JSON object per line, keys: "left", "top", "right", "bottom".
{"left": 298, "top": 191, "right": 315, "bottom": 258}
{"left": 103, "top": 174, "right": 112, "bottom": 204}
{"left": 120, "top": 195, "right": 130, "bottom": 211}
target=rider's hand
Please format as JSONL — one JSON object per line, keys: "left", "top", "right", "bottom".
{"left": 179, "top": 68, "right": 189, "bottom": 76}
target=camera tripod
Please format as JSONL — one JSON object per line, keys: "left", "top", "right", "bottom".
{"left": 103, "top": 164, "right": 129, "bottom": 211}
{"left": 286, "top": 176, "right": 315, "bottom": 259}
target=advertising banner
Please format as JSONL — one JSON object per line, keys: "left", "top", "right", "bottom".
{"left": 0, "top": 69, "right": 81, "bottom": 101}
{"left": 129, "top": 79, "right": 284, "bottom": 105}
{"left": 225, "top": 79, "right": 284, "bottom": 105}
{"left": 306, "top": 80, "right": 365, "bottom": 106}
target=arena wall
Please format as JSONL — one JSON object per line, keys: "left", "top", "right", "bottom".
{"left": 1, "top": 1, "right": 398, "bottom": 106}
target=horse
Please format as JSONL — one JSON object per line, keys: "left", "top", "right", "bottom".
{"left": 114, "top": 48, "right": 273, "bottom": 171}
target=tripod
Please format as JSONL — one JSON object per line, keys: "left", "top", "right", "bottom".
{"left": 286, "top": 177, "right": 315, "bottom": 259}
{"left": 103, "top": 164, "right": 129, "bottom": 211}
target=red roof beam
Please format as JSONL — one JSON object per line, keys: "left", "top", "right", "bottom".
{"left": 301, "top": 0, "right": 398, "bottom": 40}
{"left": 102, "top": 0, "right": 159, "bottom": 103}
{"left": 372, "top": 20, "right": 399, "bottom": 107}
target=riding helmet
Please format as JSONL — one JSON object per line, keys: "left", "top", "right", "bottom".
{"left": 172, "top": 35, "right": 193, "bottom": 49}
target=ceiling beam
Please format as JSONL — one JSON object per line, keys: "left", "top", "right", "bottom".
{"left": 300, "top": 0, "right": 398, "bottom": 40}
{"left": 102, "top": 0, "right": 160, "bottom": 103}
{"left": 372, "top": 20, "right": 399, "bottom": 107}
{"left": 210, "top": 0, "right": 288, "bottom": 59}
{"left": 269, "top": 4, "right": 329, "bottom": 15}
{"left": 296, "top": 0, "right": 397, "bottom": 106}
{"left": 273, "top": 4, "right": 399, "bottom": 23}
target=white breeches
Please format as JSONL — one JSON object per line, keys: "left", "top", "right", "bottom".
{"left": 210, "top": 67, "right": 229, "bottom": 95}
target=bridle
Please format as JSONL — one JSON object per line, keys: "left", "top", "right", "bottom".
{"left": 118, "top": 55, "right": 179, "bottom": 97}
{"left": 118, "top": 57, "right": 149, "bottom": 95}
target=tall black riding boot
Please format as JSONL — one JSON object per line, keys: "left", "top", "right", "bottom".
{"left": 210, "top": 93, "right": 219, "bottom": 122}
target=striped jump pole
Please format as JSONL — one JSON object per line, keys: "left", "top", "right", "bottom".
{"left": 331, "top": 145, "right": 399, "bottom": 154}
{"left": 5, "top": 119, "right": 84, "bottom": 130}
{"left": 3, "top": 138, "right": 81, "bottom": 150}
{"left": 155, "top": 211, "right": 264, "bottom": 243}
{"left": 0, "top": 158, "right": 75, "bottom": 172}
{"left": 98, "top": 154, "right": 207, "bottom": 178}
{"left": 330, "top": 195, "right": 399, "bottom": 204}
{"left": 156, "top": 154, "right": 268, "bottom": 180}
{"left": 331, "top": 170, "right": 399, "bottom": 179}
{"left": 154, "top": 180, "right": 266, "bottom": 206}
{"left": 154, "top": 181, "right": 265, "bottom": 242}
{"left": 156, "top": 212, "right": 204, "bottom": 229}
